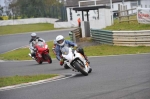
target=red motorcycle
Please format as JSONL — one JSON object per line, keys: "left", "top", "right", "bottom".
{"left": 34, "top": 41, "right": 52, "bottom": 64}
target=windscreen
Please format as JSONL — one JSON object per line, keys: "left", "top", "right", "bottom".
{"left": 61, "top": 46, "right": 69, "bottom": 55}
{"left": 37, "top": 42, "right": 44, "bottom": 47}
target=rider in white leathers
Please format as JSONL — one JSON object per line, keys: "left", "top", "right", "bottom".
{"left": 29, "top": 33, "right": 45, "bottom": 59}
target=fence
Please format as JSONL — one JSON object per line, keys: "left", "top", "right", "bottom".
{"left": 90, "top": 29, "right": 113, "bottom": 44}
{"left": 91, "top": 29, "right": 150, "bottom": 46}
{"left": 118, "top": 4, "right": 137, "bottom": 23}
{"left": 69, "top": 28, "right": 82, "bottom": 43}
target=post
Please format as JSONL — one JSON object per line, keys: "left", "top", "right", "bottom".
{"left": 95, "top": 0, "right": 96, "bottom": 6}
{"left": 127, "top": 10, "right": 129, "bottom": 23}
{"left": 86, "top": 10, "right": 89, "bottom": 21}
{"left": 110, "top": 0, "right": 113, "bottom": 24}
{"left": 97, "top": 9, "right": 99, "bottom": 19}
{"left": 118, "top": 4, "right": 121, "bottom": 23}
{"left": 79, "top": 1, "right": 80, "bottom": 7}
{"left": 82, "top": 11, "right": 84, "bottom": 21}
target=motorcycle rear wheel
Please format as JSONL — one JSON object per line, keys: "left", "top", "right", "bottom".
{"left": 73, "top": 61, "right": 88, "bottom": 76}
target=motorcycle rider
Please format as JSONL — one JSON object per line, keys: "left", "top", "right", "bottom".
{"left": 55, "top": 35, "right": 90, "bottom": 66}
{"left": 29, "top": 33, "right": 45, "bottom": 59}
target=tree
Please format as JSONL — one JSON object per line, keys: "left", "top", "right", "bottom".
{"left": 8, "top": 0, "right": 67, "bottom": 20}
{"left": 0, "top": 5, "right": 3, "bottom": 16}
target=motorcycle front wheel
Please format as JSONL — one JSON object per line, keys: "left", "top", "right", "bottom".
{"left": 45, "top": 54, "right": 52, "bottom": 64}
{"left": 36, "top": 58, "right": 43, "bottom": 64}
{"left": 64, "top": 64, "right": 70, "bottom": 69}
{"left": 73, "top": 61, "right": 88, "bottom": 76}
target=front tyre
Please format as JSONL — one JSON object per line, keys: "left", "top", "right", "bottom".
{"left": 45, "top": 54, "right": 52, "bottom": 64}
{"left": 64, "top": 64, "right": 70, "bottom": 69}
{"left": 36, "top": 58, "right": 43, "bottom": 64}
{"left": 88, "top": 68, "right": 92, "bottom": 73}
{"left": 73, "top": 61, "right": 88, "bottom": 76}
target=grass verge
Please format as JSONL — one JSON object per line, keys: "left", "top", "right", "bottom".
{"left": 0, "top": 41, "right": 150, "bottom": 60}
{"left": 84, "top": 44, "right": 150, "bottom": 56}
{"left": 103, "top": 18, "right": 150, "bottom": 31}
{"left": 0, "top": 74, "right": 58, "bottom": 87}
{"left": 0, "top": 23, "right": 59, "bottom": 36}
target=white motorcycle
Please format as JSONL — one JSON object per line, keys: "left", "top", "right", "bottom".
{"left": 61, "top": 46, "right": 92, "bottom": 76}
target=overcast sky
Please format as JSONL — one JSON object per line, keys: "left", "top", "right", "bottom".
{"left": 0, "top": 0, "right": 5, "bottom": 6}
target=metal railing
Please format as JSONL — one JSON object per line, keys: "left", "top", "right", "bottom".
{"left": 90, "top": 29, "right": 113, "bottom": 45}
{"left": 91, "top": 29, "right": 150, "bottom": 46}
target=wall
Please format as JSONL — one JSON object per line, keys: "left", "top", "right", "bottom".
{"left": 90, "top": 9, "right": 111, "bottom": 29}
{"left": 141, "top": 0, "right": 150, "bottom": 8}
{"left": 54, "top": 21, "right": 78, "bottom": 28}
{"left": 0, "top": 18, "right": 58, "bottom": 26}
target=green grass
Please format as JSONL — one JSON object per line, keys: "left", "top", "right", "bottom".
{"left": 0, "top": 74, "right": 58, "bottom": 87}
{"left": 84, "top": 44, "right": 150, "bottom": 56}
{"left": 103, "top": 18, "right": 150, "bottom": 31}
{"left": 0, "top": 42, "right": 150, "bottom": 60}
{"left": 0, "top": 23, "right": 57, "bottom": 35}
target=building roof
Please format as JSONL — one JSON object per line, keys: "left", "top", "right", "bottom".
{"left": 73, "top": 5, "right": 110, "bottom": 11}
{"left": 66, "top": 0, "right": 138, "bottom": 7}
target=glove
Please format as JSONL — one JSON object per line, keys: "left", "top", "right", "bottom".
{"left": 60, "top": 59, "right": 64, "bottom": 66}
{"left": 73, "top": 45, "right": 78, "bottom": 50}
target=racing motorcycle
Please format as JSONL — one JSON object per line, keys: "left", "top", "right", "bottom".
{"left": 29, "top": 41, "right": 52, "bottom": 64}
{"left": 61, "top": 46, "right": 92, "bottom": 76}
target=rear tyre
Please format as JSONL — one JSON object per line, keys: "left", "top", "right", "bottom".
{"left": 73, "top": 61, "right": 88, "bottom": 76}
{"left": 45, "top": 54, "right": 52, "bottom": 64}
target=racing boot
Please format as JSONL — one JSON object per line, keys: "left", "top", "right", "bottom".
{"left": 28, "top": 53, "right": 35, "bottom": 59}
{"left": 60, "top": 59, "right": 64, "bottom": 66}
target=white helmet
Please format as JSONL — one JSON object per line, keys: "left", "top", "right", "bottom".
{"left": 31, "top": 33, "right": 36, "bottom": 37}
{"left": 31, "top": 33, "right": 37, "bottom": 39}
{"left": 56, "top": 35, "right": 65, "bottom": 46}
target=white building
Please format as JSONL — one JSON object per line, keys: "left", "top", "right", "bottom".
{"left": 54, "top": 0, "right": 149, "bottom": 29}
{"left": 140, "top": 0, "right": 150, "bottom": 8}
{"left": 66, "top": 0, "right": 139, "bottom": 22}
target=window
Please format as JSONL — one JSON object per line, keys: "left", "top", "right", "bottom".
{"left": 131, "top": 2, "right": 137, "bottom": 8}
